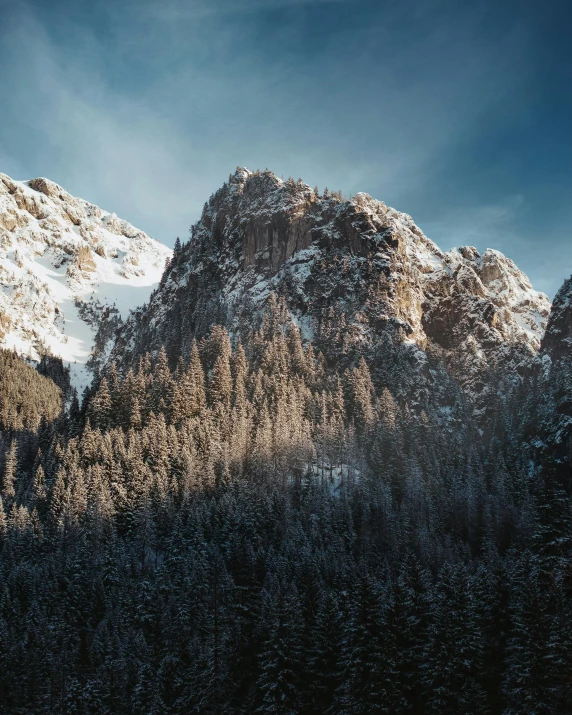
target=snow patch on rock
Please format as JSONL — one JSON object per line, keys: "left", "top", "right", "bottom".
{"left": 0, "top": 172, "right": 171, "bottom": 392}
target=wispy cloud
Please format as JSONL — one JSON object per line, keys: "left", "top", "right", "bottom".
{"left": 420, "top": 195, "right": 572, "bottom": 298}
{"left": 0, "top": 4, "right": 209, "bottom": 242}
{"left": 140, "top": 0, "right": 350, "bottom": 21}
{"left": 0, "top": 0, "right": 537, "bottom": 260}
{"left": 422, "top": 195, "right": 525, "bottom": 251}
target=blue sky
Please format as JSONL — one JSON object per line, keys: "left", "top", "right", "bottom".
{"left": 0, "top": 0, "right": 569, "bottom": 296}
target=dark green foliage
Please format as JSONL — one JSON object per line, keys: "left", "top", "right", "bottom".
{"left": 0, "top": 306, "right": 571, "bottom": 714}
{"left": 0, "top": 349, "right": 63, "bottom": 431}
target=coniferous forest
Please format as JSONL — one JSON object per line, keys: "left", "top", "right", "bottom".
{"left": 1, "top": 293, "right": 571, "bottom": 714}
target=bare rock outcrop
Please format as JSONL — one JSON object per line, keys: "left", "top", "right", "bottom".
{"left": 113, "top": 168, "right": 550, "bottom": 417}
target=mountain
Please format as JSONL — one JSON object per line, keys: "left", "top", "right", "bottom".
{"left": 113, "top": 168, "right": 549, "bottom": 417}
{"left": 542, "top": 275, "right": 572, "bottom": 360}
{"left": 520, "top": 276, "right": 572, "bottom": 475}
{"left": 0, "top": 172, "right": 171, "bottom": 393}
{"left": 2, "top": 167, "right": 572, "bottom": 714}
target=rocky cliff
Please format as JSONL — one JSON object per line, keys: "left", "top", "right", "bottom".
{"left": 541, "top": 276, "right": 572, "bottom": 361}
{"left": 112, "top": 168, "right": 550, "bottom": 416}
{"left": 520, "top": 276, "right": 572, "bottom": 473}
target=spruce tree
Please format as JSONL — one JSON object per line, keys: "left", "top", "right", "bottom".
{"left": 2, "top": 440, "right": 17, "bottom": 503}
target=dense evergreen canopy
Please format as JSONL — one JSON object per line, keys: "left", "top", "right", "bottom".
{"left": 0, "top": 295, "right": 571, "bottom": 713}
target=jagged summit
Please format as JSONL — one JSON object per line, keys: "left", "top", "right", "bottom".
{"left": 112, "top": 168, "right": 550, "bottom": 413}
{"left": 0, "top": 171, "right": 171, "bottom": 392}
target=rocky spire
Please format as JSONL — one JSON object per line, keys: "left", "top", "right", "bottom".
{"left": 111, "top": 168, "right": 550, "bottom": 417}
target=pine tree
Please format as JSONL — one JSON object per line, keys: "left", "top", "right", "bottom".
{"left": 88, "top": 377, "right": 112, "bottom": 430}
{"left": 255, "top": 580, "right": 306, "bottom": 714}
{"left": 0, "top": 497, "right": 6, "bottom": 541}
{"left": 422, "top": 564, "right": 487, "bottom": 714}
{"left": 337, "top": 572, "right": 387, "bottom": 714}
{"left": 49, "top": 467, "right": 67, "bottom": 532}
{"left": 68, "top": 392, "right": 82, "bottom": 437}
{"left": 545, "top": 563, "right": 572, "bottom": 710}
{"left": 503, "top": 555, "right": 552, "bottom": 713}
{"left": 188, "top": 339, "right": 207, "bottom": 416}
{"left": 2, "top": 440, "right": 17, "bottom": 503}
{"left": 232, "top": 342, "right": 249, "bottom": 408}
{"left": 346, "top": 358, "right": 375, "bottom": 431}
{"left": 533, "top": 469, "right": 572, "bottom": 575}
{"left": 391, "top": 556, "right": 432, "bottom": 712}
{"left": 307, "top": 589, "right": 344, "bottom": 712}
{"left": 152, "top": 346, "right": 174, "bottom": 416}
{"left": 210, "top": 353, "right": 233, "bottom": 410}
{"left": 32, "top": 464, "right": 47, "bottom": 507}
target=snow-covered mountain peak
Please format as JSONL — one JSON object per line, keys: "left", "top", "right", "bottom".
{"left": 112, "top": 168, "right": 550, "bottom": 416}
{"left": 421, "top": 244, "right": 550, "bottom": 351}
{"left": 109, "top": 169, "right": 550, "bottom": 420}
{"left": 0, "top": 172, "right": 172, "bottom": 392}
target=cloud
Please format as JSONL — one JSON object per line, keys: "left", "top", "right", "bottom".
{"left": 422, "top": 195, "right": 525, "bottom": 251}
{"left": 0, "top": 0, "right": 534, "bottom": 254}
{"left": 419, "top": 195, "right": 572, "bottom": 298}
{"left": 139, "top": 0, "right": 350, "bottom": 22}
{"left": 0, "top": 4, "right": 208, "bottom": 242}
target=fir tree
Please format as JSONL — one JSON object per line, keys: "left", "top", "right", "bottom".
{"left": 2, "top": 440, "right": 17, "bottom": 503}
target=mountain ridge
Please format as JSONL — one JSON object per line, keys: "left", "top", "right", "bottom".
{"left": 0, "top": 171, "right": 171, "bottom": 393}
{"left": 111, "top": 167, "right": 550, "bottom": 417}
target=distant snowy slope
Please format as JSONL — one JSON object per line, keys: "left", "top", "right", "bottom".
{"left": 0, "top": 173, "right": 172, "bottom": 392}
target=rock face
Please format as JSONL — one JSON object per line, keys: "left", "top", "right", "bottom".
{"left": 0, "top": 172, "right": 171, "bottom": 392}
{"left": 526, "top": 275, "right": 572, "bottom": 471}
{"left": 113, "top": 168, "right": 550, "bottom": 414}
{"left": 541, "top": 276, "right": 572, "bottom": 361}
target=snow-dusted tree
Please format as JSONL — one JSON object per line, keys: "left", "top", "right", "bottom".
{"left": 2, "top": 440, "right": 17, "bottom": 503}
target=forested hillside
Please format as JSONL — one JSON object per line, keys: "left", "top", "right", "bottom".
{"left": 0, "top": 350, "right": 63, "bottom": 432}
{"left": 1, "top": 293, "right": 571, "bottom": 713}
